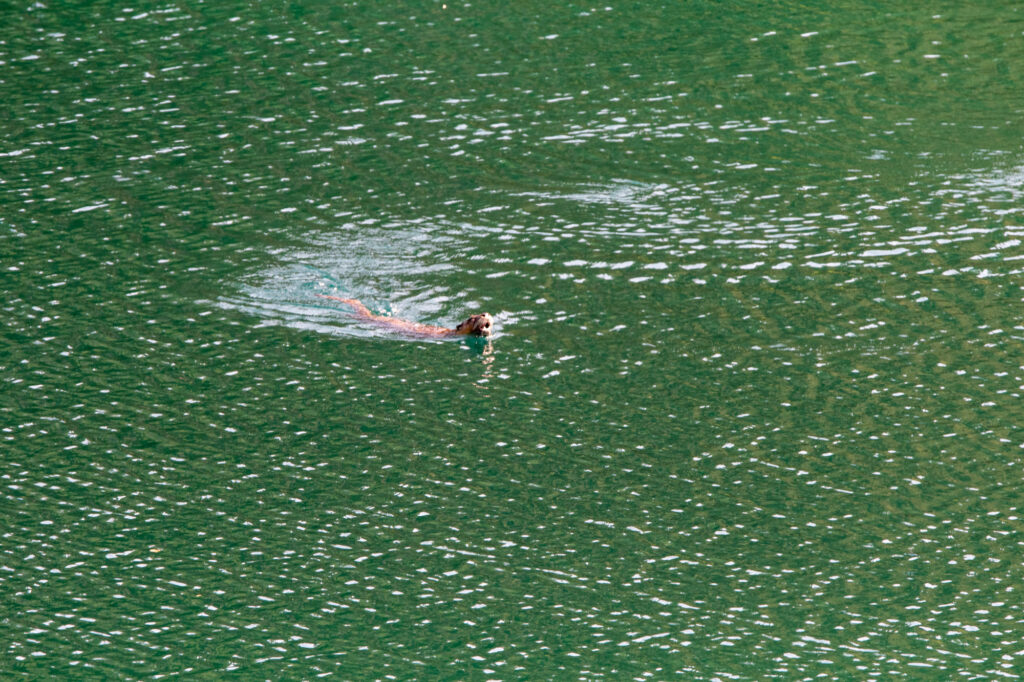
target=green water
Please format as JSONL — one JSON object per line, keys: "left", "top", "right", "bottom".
{"left": 3, "top": 0, "right": 1024, "bottom": 678}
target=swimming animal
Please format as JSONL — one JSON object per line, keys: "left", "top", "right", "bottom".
{"left": 317, "top": 294, "right": 493, "bottom": 338}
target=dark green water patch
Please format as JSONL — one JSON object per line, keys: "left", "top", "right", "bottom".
{"left": 4, "top": 0, "right": 1024, "bottom": 678}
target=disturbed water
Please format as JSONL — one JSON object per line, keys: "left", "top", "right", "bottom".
{"left": 4, "top": 1, "right": 1024, "bottom": 678}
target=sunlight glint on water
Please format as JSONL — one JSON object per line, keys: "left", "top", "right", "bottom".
{"left": 2, "top": 0, "right": 1024, "bottom": 678}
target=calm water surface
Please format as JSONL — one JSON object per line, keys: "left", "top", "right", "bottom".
{"left": 4, "top": 0, "right": 1024, "bottom": 678}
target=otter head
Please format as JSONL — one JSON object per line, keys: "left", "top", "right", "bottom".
{"left": 455, "top": 312, "right": 493, "bottom": 336}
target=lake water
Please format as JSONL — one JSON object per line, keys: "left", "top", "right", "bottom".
{"left": 4, "top": 1, "right": 1024, "bottom": 678}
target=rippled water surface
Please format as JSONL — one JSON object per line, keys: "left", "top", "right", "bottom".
{"left": 4, "top": 1, "right": 1024, "bottom": 678}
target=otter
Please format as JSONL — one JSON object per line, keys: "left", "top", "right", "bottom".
{"left": 317, "top": 294, "right": 493, "bottom": 338}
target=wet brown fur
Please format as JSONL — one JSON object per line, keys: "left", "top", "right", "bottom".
{"left": 317, "top": 294, "right": 492, "bottom": 338}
